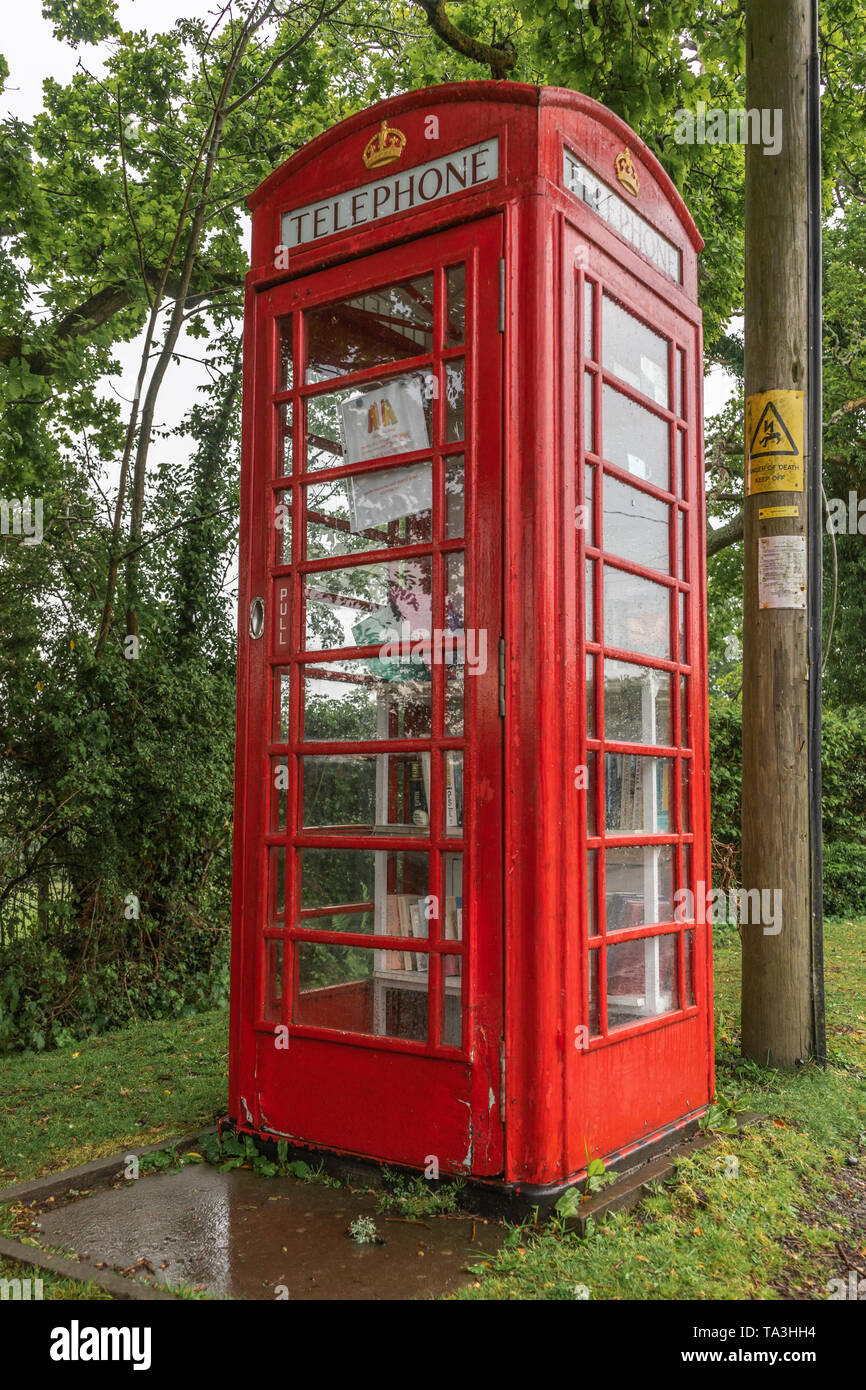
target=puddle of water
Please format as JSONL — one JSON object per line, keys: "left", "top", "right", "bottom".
{"left": 33, "top": 1164, "right": 504, "bottom": 1300}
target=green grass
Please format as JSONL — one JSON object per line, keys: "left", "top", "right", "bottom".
{"left": 455, "top": 919, "right": 866, "bottom": 1300}
{"left": 0, "top": 1010, "right": 228, "bottom": 1299}
{"left": 1, "top": 924, "right": 864, "bottom": 1300}
{"left": 0, "top": 1009, "right": 228, "bottom": 1187}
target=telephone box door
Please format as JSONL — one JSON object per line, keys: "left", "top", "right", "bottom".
{"left": 566, "top": 221, "right": 712, "bottom": 1163}
{"left": 232, "top": 216, "right": 504, "bottom": 1174}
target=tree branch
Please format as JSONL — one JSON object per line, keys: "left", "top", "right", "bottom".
{"left": 707, "top": 510, "right": 745, "bottom": 557}
{"left": 411, "top": 1, "right": 517, "bottom": 79}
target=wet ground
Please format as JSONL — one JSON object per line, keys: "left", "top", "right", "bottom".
{"left": 32, "top": 1164, "right": 505, "bottom": 1300}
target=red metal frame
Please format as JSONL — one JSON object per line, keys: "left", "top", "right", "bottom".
{"left": 231, "top": 82, "right": 712, "bottom": 1190}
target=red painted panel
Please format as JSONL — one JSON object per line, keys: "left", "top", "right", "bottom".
{"left": 254, "top": 1035, "right": 476, "bottom": 1172}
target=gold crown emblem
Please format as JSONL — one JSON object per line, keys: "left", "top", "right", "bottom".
{"left": 615, "top": 147, "right": 639, "bottom": 197}
{"left": 362, "top": 120, "right": 407, "bottom": 170}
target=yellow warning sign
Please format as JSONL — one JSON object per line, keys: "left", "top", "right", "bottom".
{"left": 746, "top": 390, "right": 804, "bottom": 495}
{"left": 759, "top": 504, "right": 800, "bottom": 519}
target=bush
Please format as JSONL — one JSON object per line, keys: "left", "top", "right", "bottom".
{"left": 709, "top": 697, "right": 866, "bottom": 917}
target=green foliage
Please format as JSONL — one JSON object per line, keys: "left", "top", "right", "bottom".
{"left": 710, "top": 698, "right": 866, "bottom": 917}
{"left": 377, "top": 1167, "right": 463, "bottom": 1216}
{"left": 197, "top": 1130, "right": 341, "bottom": 1184}
{"left": 2, "top": 1, "right": 866, "bottom": 1055}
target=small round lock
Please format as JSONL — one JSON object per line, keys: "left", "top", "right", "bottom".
{"left": 249, "top": 596, "right": 265, "bottom": 639}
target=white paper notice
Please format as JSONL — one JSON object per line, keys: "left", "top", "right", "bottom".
{"left": 346, "top": 460, "right": 431, "bottom": 533}
{"left": 339, "top": 377, "right": 429, "bottom": 466}
{"left": 758, "top": 535, "right": 807, "bottom": 610}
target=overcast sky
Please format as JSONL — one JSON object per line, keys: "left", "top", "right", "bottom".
{"left": 2, "top": 0, "right": 736, "bottom": 453}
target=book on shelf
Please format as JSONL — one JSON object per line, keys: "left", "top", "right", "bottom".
{"left": 655, "top": 759, "right": 671, "bottom": 830}
{"left": 444, "top": 750, "right": 463, "bottom": 833}
{"left": 408, "top": 755, "right": 429, "bottom": 828}
{"left": 381, "top": 893, "right": 430, "bottom": 974}
{"left": 444, "top": 894, "right": 462, "bottom": 977}
{"left": 384, "top": 893, "right": 404, "bottom": 970}
{"left": 407, "top": 898, "right": 429, "bottom": 972}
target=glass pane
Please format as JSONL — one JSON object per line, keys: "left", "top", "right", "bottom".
{"left": 268, "top": 846, "right": 286, "bottom": 924}
{"left": 602, "top": 296, "right": 668, "bottom": 406}
{"left": 587, "top": 848, "right": 598, "bottom": 933}
{"left": 294, "top": 943, "right": 427, "bottom": 1041}
{"left": 678, "top": 510, "right": 686, "bottom": 580}
{"left": 445, "top": 455, "right": 465, "bottom": 538}
{"left": 680, "top": 676, "right": 689, "bottom": 748}
{"left": 587, "top": 750, "right": 597, "bottom": 836}
{"left": 605, "top": 845, "right": 674, "bottom": 930}
{"left": 274, "top": 488, "right": 292, "bottom": 566}
{"left": 684, "top": 930, "right": 695, "bottom": 1007}
{"left": 604, "top": 567, "right": 671, "bottom": 660}
{"left": 264, "top": 939, "right": 283, "bottom": 1022}
{"left": 306, "top": 461, "right": 432, "bottom": 560}
{"left": 585, "top": 559, "right": 595, "bottom": 641}
{"left": 302, "top": 752, "right": 431, "bottom": 833}
{"left": 604, "top": 660, "right": 672, "bottom": 745}
{"left": 584, "top": 280, "right": 595, "bottom": 359}
{"left": 298, "top": 847, "right": 428, "bottom": 935}
{"left": 604, "top": 754, "right": 675, "bottom": 835}
{"left": 681, "top": 843, "right": 693, "bottom": 898}
{"left": 304, "top": 556, "right": 433, "bottom": 653}
{"left": 444, "top": 664, "right": 464, "bottom": 737}
{"left": 278, "top": 402, "right": 292, "bottom": 477}
{"left": 603, "top": 475, "right": 670, "bottom": 574}
{"left": 676, "top": 347, "right": 686, "bottom": 418}
{"left": 279, "top": 317, "right": 293, "bottom": 391}
{"left": 303, "top": 659, "right": 431, "bottom": 741}
{"left": 274, "top": 668, "right": 291, "bottom": 741}
{"left": 306, "top": 370, "right": 433, "bottom": 471}
{"left": 607, "top": 933, "right": 677, "bottom": 1028}
{"left": 584, "top": 373, "right": 595, "bottom": 453}
{"left": 305, "top": 276, "right": 434, "bottom": 384}
{"left": 442, "top": 969, "right": 462, "bottom": 1047}
{"left": 679, "top": 591, "right": 687, "bottom": 663}
{"left": 445, "top": 359, "right": 465, "bottom": 442}
{"left": 445, "top": 265, "right": 466, "bottom": 347}
{"left": 588, "top": 949, "right": 600, "bottom": 1036}
{"left": 681, "top": 760, "right": 691, "bottom": 835}
{"left": 602, "top": 385, "right": 669, "bottom": 491}
{"left": 445, "top": 550, "right": 465, "bottom": 632}
{"left": 443, "top": 751, "right": 463, "bottom": 838}
{"left": 270, "top": 757, "right": 288, "bottom": 831}
{"left": 584, "top": 464, "right": 595, "bottom": 543}
{"left": 586, "top": 654, "right": 595, "bottom": 737}
{"left": 677, "top": 429, "right": 686, "bottom": 496}
{"left": 443, "top": 849, "right": 463, "bottom": 1045}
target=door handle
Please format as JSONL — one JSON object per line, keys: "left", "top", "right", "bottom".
{"left": 249, "top": 596, "right": 265, "bottom": 639}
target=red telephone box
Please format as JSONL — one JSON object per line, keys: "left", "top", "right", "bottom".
{"left": 229, "top": 81, "right": 713, "bottom": 1201}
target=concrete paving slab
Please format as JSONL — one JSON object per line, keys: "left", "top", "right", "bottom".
{"left": 31, "top": 1163, "right": 504, "bottom": 1300}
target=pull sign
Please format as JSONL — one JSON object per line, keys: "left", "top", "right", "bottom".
{"left": 249, "top": 596, "right": 265, "bottom": 639}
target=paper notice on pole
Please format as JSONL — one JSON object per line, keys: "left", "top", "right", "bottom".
{"left": 758, "top": 535, "right": 807, "bottom": 609}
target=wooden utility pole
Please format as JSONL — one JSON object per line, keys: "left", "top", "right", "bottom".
{"left": 741, "top": 0, "right": 816, "bottom": 1065}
